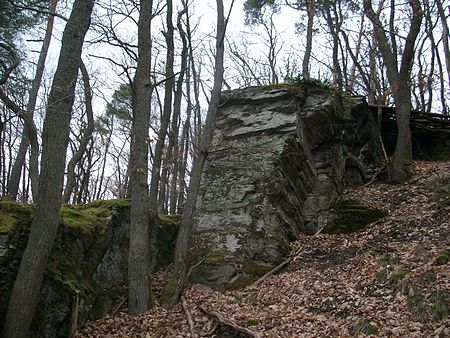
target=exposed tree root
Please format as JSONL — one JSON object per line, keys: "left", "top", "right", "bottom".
{"left": 199, "top": 306, "right": 261, "bottom": 338}
{"left": 181, "top": 296, "right": 197, "bottom": 338}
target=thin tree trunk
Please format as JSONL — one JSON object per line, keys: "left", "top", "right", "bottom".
{"left": 96, "top": 115, "right": 114, "bottom": 200}
{"left": 436, "top": 0, "right": 450, "bottom": 88}
{"left": 302, "top": 0, "right": 314, "bottom": 78}
{"left": 128, "top": 0, "right": 154, "bottom": 315}
{"left": 8, "top": 0, "right": 57, "bottom": 201}
{"left": 149, "top": 0, "right": 175, "bottom": 211}
{"left": 1, "top": 1, "right": 94, "bottom": 336}
{"left": 168, "top": 6, "right": 188, "bottom": 215}
{"left": 63, "top": 60, "right": 95, "bottom": 203}
{"left": 161, "top": 0, "right": 233, "bottom": 309}
{"left": 348, "top": 13, "right": 365, "bottom": 91}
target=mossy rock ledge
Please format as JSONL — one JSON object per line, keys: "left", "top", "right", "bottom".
{"left": 327, "top": 199, "right": 388, "bottom": 234}
{"left": 0, "top": 199, "right": 180, "bottom": 337}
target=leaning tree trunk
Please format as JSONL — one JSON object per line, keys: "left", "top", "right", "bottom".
{"left": 128, "top": 0, "right": 154, "bottom": 315}
{"left": 62, "top": 60, "right": 95, "bottom": 203}
{"left": 8, "top": 0, "right": 57, "bottom": 201}
{"left": 1, "top": 0, "right": 95, "bottom": 337}
{"left": 436, "top": 0, "right": 450, "bottom": 89}
{"left": 149, "top": 0, "right": 175, "bottom": 211}
{"left": 161, "top": 0, "right": 233, "bottom": 309}
{"left": 302, "top": 0, "right": 315, "bottom": 78}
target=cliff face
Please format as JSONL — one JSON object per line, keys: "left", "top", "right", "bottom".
{"left": 188, "top": 85, "right": 382, "bottom": 289}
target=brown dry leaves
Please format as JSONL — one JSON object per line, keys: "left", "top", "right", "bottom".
{"left": 80, "top": 161, "right": 450, "bottom": 337}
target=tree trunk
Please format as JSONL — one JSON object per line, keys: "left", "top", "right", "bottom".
{"left": 161, "top": 0, "right": 233, "bottom": 309}
{"left": 63, "top": 60, "right": 95, "bottom": 204}
{"left": 128, "top": 0, "right": 154, "bottom": 315}
{"left": 436, "top": 0, "right": 450, "bottom": 89}
{"left": 302, "top": 0, "right": 314, "bottom": 78}
{"left": 391, "top": 88, "right": 412, "bottom": 181}
{"left": 8, "top": 0, "right": 57, "bottom": 201}
{"left": 149, "top": 0, "right": 175, "bottom": 211}
{"left": 168, "top": 6, "right": 189, "bottom": 214}
{"left": 1, "top": 1, "right": 94, "bottom": 336}
{"left": 364, "top": 0, "right": 422, "bottom": 182}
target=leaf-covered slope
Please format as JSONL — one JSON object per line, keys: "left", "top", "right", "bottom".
{"left": 80, "top": 161, "right": 449, "bottom": 337}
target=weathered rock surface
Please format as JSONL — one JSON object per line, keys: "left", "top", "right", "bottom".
{"left": 188, "top": 85, "right": 381, "bottom": 289}
{"left": 0, "top": 200, "right": 179, "bottom": 337}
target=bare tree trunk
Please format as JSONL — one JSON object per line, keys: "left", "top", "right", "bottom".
{"left": 161, "top": 0, "right": 234, "bottom": 309}
{"left": 323, "top": 0, "right": 343, "bottom": 90}
{"left": 96, "top": 114, "right": 114, "bottom": 200}
{"left": 1, "top": 1, "right": 94, "bottom": 336}
{"left": 63, "top": 60, "right": 95, "bottom": 203}
{"left": 348, "top": 13, "right": 365, "bottom": 91}
{"left": 149, "top": 0, "right": 175, "bottom": 211}
{"left": 364, "top": 0, "right": 422, "bottom": 182}
{"left": 8, "top": 0, "right": 57, "bottom": 201}
{"left": 302, "top": 0, "right": 315, "bottom": 78}
{"left": 128, "top": 0, "right": 154, "bottom": 315}
{"left": 168, "top": 6, "right": 188, "bottom": 215}
{"left": 436, "top": 0, "right": 450, "bottom": 88}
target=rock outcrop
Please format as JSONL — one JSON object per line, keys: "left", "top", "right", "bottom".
{"left": 0, "top": 200, "right": 179, "bottom": 337}
{"left": 188, "top": 85, "right": 381, "bottom": 290}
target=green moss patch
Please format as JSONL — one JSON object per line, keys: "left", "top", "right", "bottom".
{"left": 159, "top": 214, "right": 182, "bottom": 224}
{"left": 204, "top": 250, "right": 230, "bottom": 264}
{"left": 434, "top": 180, "right": 450, "bottom": 210}
{"left": 0, "top": 199, "right": 131, "bottom": 327}
{"left": 431, "top": 290, "right": 449, "bottom": 320}
{"left": 246, "top": 318, "right": 260, "bottom": 327}
{"left": 0, "top": 200, "right": 34, "bottom": 234}
{"left": 433, "top": 250, "right": 450, "bottom": 266}
{"left": 328, "top": 199, "right": 388, "bottom": 234}
{"left": 242, "top": 261, "right": 272, "bottom": 276}
{"left": 351, "top": 318, "right": 377, "bottom": 337}
{"left": 407, "top": 293, "right": 428, "bottom": 322}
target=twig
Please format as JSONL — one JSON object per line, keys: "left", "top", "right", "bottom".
{"left": 111, "top": 296, "right": 127, "bottom": 316}
{"left": 187, "top": 258, "right": 205, "bottom": 279}
{"left": 181, "top": 296, "right": 197, "bottom": 338}
{"left": 199, "top": 306, "right": 261, "bottom": 338}
{"left": 68, "top": 292, "right": 79, "bottom": 338}
{"left": 364, "top": 161, "right": 387, "bottom": 187}
{"left": 202, "top": 321, "right": 219, "bottom": 337}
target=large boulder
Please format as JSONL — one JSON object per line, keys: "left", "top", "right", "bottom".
{"left": 188, "top": 85, "right": 381, "bottom": 290}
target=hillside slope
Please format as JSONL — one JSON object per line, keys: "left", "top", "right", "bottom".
{"left": 80, "top": 161, "right": 449, "bottom": 337}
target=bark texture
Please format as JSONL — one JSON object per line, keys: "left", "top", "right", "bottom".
{"left": 128, "top": 0, "right": 154, "bottom": 315}
{"left": 1, "top": 0, "right": 95, "bottom": 336}
{"left": 363, "top": 0, "right": 423, "bottom": 182}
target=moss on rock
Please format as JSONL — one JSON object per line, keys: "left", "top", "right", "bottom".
{"left": 327, "top": 199, "right": 388, "bottom": 234}
{"left": 1, "top": 198, "right": 180, "bottom": 336}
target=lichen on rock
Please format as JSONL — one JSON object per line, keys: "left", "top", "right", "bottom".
{"left": 188, "top": 84, "right": 382, "bottom": 289}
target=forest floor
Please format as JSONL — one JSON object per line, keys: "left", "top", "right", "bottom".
{"left": 80, "top": 161, "right": 450, "bottom": 337}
